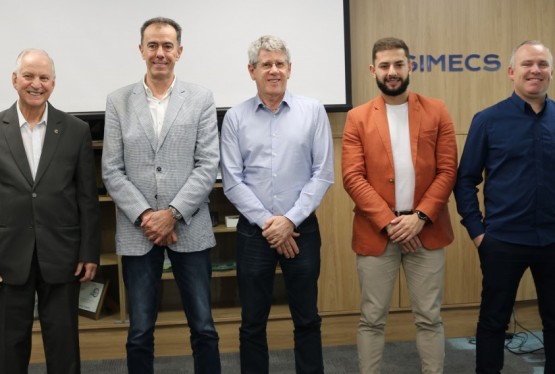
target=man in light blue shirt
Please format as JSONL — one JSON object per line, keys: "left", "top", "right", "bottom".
{"left": 220, "top": 35, "right": 334, "bottom": 374}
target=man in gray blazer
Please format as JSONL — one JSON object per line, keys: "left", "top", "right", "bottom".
{"left": 0, "top": 49, "right": 100, "bottom": 374}
{"left": 102, "top": 17, "right": 221, "bottom": 374}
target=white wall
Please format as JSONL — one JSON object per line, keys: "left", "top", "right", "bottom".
{"left": 0, "top": 0, "right": 348, "bottom": 112}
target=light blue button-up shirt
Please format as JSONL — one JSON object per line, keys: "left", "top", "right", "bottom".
{"left": 220, "top": 91, "right": 334, "bottom": 228}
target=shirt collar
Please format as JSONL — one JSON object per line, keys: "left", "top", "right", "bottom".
{"left": 255, "top": 90, "right": 291, "bottom": 112}
{"left": 143, "top": 76, "right": 176, "bottom": 100}
{"left": 16, "top": 102, "right": 48, "bottom": 128}
{"left": 510, "top": 91, "right": 549, "bottom": 115}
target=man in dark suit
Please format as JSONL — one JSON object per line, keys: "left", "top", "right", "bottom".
{"left": 0, "top": 49, "right": 100, "bottom": 374}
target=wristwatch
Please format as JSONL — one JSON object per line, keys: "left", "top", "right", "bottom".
{"left": 415, "top": 210, "right": 429, "bottom": 222}
{"left": 169, "top": 206, "right": 183, "bottom": 221}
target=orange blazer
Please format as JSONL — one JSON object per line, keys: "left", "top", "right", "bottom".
{"left": 342, "top": 92, "right": 457, "bottom": 256}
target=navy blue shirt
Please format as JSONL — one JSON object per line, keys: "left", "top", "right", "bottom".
{"left": 454, "top": 92, "right": 555, "bottom": 246}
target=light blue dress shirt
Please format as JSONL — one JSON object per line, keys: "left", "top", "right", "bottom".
{"left": 220, "top": 91, "right": 334, "bottom": 228}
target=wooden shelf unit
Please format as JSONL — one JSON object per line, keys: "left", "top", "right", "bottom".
{"left": 91, "top": 170, "right": 290, "bottom": 325}
{"left": 33, "top": 134, "right": 542, "bottom": 362}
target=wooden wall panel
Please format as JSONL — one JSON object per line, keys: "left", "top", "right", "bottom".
{"left": 350, "top": 0, "right": 555, "bottom": 134}
{"left": 29, "top": 2, "right": 551, "bottom": 362}
{"left": 318, "top": 113, "right": 364, "bottom": 313}
{"left": 340, "top": 0, "right": 553, "bottom": 310}
{"left": 318, "top": 112, "right": 403, "bottom": 312}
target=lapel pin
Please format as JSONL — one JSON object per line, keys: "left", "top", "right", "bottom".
{"left": 54, "top": 129, "right": 59, "bottom": 134}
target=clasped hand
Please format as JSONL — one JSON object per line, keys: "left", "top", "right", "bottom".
{"left": 262, "top": 216, "right": 300, "bottom": 259}
{"left": 387, "top": 214, "right": 425, "bottom": 253}
{"left": 141, "top": 209, "right": 178, "bottom": 246}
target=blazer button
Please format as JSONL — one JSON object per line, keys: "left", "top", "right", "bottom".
{"left": 32, "top": 192, "right": 37, "bottom": 197}
{"left": 156, "top": 167, "right": 162, "bottom": 172}
{"left": 388, "top": 178, "right": 394, "bottom": 184}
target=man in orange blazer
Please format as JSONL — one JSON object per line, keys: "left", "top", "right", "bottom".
{"left": 342, "top": 37, "right": 457, "bottom": 374}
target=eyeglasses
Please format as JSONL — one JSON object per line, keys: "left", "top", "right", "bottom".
{"left": 254, "top": 61, "right": 289, "bottom": 70}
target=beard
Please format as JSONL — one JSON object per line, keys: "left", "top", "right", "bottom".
{"left": 376, "top": 75, "right": 410, "bottom": 97}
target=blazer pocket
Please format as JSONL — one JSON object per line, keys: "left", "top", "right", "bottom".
{"left": 421, "top": 126, "right": 439, "bottom": 137}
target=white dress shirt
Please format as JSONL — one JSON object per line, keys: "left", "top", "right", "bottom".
{"left": 18, "top": 102, "right": 48, "bottom": 180}
{"left": 143, "top": 77, "right": 175, "bottom": 137}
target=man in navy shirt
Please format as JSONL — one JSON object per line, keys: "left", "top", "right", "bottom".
{"left": 455, "top": 40, "right": 555, "bottom": 373}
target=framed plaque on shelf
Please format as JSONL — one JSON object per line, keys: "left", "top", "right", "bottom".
{"left": 78, "top": 279, "right": 109, "bottom": 320}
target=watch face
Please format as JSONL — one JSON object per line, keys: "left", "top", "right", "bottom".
{"left": 170, "top": 207, "right": 182, "bottom": 220}
{"left": 417, "top": 211, "right": 428, "bottom": 221}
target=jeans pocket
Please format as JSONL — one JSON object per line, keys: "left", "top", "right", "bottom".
{"left": 237, "top": 219, "right": 260, "bottom": 238}
{"left": 296, "top": 216, "right": 319, "bottom": 235}
{"left": 477, "top": 234, "right": 488, "bottom": 251}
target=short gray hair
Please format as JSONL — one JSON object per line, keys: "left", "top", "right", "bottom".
{"left": 248, "top": 35, "right": 291, "bottom": 66}
{"left": 14, "top": 48, "right": 56, "bottom": 78}
{"left": 509, "top": 40, "right": 553, "bottom": 69}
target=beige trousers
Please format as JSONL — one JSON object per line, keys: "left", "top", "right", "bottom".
{"left": 356, "top": 241, "right": 445, "bottom": 374}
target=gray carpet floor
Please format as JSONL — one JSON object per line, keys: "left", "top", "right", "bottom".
{"left": 29, "top": 334, "right": 546, "bottom": 373}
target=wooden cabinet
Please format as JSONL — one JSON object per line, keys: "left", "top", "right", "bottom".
{"left": 87, "top": 111, "right": 539, "bottom": 326}
{"left": 92, "top": 141, "right": 127, "bottom": 322}
{"left": 158, "top": 184, "right": 287, "bottom": 315}
{"left": 92, "top": 153, "right": 291, "bottom": 323}
{"left": 325, "top": 115, "right": 538, "bottom": 313}
{"left": 80, "top": 113, "right": 366, "bottom": 330}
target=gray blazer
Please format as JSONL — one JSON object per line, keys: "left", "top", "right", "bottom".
{"left": 102, "top": 80, "right": 219, "bottom": 256}
{"left": 0, "top": 103, "right": 100, "bottom": 284}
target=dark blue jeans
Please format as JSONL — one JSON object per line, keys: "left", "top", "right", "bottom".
{"left": 122, "top": 246, "right": 220, "bottom": 374}
{"left": 236, "top": 215, "right": 323, "bottom": 374}
{"left": 476, "top": 236, "right": 555, "bottom": 374}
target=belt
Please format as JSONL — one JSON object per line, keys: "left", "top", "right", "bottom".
{"left": 239, "top": 212, "right": 316, "bottom": 226}
{"left": 394, "top": 210, "right": 413, "bottom": 216}
{"left": 305, "top": 212, "right": 316, "bottom": 220}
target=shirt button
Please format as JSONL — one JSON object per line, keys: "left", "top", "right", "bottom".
{"left": 156, "top": 167, "right": 162, "bottom": 172}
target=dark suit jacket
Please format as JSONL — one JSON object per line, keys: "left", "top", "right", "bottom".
{"left": 342, "top": 92, "right": 458, "bottom": 256}
{"left": 0, "top": 102, "right": 100, "bottom": 285}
